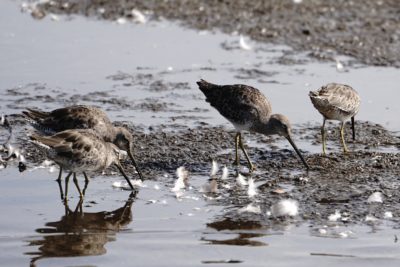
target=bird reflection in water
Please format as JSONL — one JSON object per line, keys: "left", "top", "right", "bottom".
{"left": 25, "top": 191, "right": 137, "bottom": 267}
{"left": 202, "top": 216, "right": 267, "bottom": 247}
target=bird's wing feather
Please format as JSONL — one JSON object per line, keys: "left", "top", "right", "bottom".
{"left": 39, "top": 106, "right": 111, "bottom": 132}
{"left": 310, "top": 84, "right": 360, "bottom": 114}
{"left": 214, "top": 85, "right": 271, "bottom": 124}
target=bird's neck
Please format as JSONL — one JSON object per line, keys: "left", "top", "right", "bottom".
{"left": 103, "top": 127, "right": 119, "bottom": 143}
{"left": 252, "top": 117, "right": 276, "bottom": 136}
{"left": 104, "top": 143, "right": 119, "bottom": 168}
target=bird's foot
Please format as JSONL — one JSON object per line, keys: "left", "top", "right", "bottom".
{"left": 248, "top": 165, "right": 256, "bottom": 173}
{"left": 321, "top": 152, "right": 329, "bottom": 158}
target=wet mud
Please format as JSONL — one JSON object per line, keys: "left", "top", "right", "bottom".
{"left": 34, "top": 0, "right": 400, "bottom": 67}
{"left": 2, "top": 110, "right": 399, "bottom": 227}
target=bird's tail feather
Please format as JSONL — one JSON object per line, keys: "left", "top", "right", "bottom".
{"left": 23, "top": 109, "right": 56, "bottom": 135}
{"left": 196, "top": 79, "right": 218, "bottom": 95}
{"left": 23, "top": 108, "right": 49, "bottom": 121}
{"left": 29, "top": 134, "right": 61, "bottom": 148}
{"left": 308, "top": 90, "right": 318, "bottom": 97}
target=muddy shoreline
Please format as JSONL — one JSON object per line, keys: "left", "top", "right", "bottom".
{"left": 34, "top": 0, "right": 400, "bottom": 67}
{"left": 3, "top": 1, "right": 400, "bottom": 265}
{"left": 2, "top": 113, "right": 400, "bottom": 226}
{"left": 4, "top": 0, "right": 400, "bottom": 227}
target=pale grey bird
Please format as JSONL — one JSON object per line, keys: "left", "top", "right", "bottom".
{"left": 30, "top": 129, "right": 135, "bottom": 198}
{"left": 309, "top": 83, "right": 360, "bottom": 154}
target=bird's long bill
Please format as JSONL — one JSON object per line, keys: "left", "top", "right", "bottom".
{"left": 128, "top": 147, "right": 144, "bottom": 181}
{"left": 115, "top": 163, "right": 135, "bottom": 190}
{"left": 351, "top": 116, "right": 356, "bottom": 141}
{"left": 286, "top": 135, "right": 310, "bottom": 170}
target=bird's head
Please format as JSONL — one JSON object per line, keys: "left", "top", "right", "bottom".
{"left": 267, "top": 114, "right": 292, "bottom": 138}
{"left": 266, "top": 114, "right": 309, "bottom": 170}
{"left": 114, "top": 127, "right": 134, "bottom": 152}
{"left": 114, "top": 127, "right": 142, "bottom": 177}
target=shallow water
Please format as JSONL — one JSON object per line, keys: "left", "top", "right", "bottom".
{"left": 2, "top": 167, "right": 400, "bottom": 267}
{"left": 1, "top": 1, "right": 400, "bottom": 266}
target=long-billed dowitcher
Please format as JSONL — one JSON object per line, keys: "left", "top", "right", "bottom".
{"left": 30, "top": 129, "right": 135, "bottom": 197}
{"left": 309, "top": 83, "right": 360, "bottom": 154}
{"left": 197, "top": 79, "right": 309, "bottom": 172}
{"left": 23, "top": 105, "right": 143, "bottom": 181}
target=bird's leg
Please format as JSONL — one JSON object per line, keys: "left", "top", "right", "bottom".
{"left": 63, "top": 196, "right": 70, "bottom": 216}
{"left": 73, "top": 173, "right": 83, "bottom": 198}
{"left": 56, "top": 166, "right": 63, "bottom": 182}
{"left": 233, "top": 132, "right": 240, "bottom": 166}
{"left": 340, "top": 121, "right": 349, "bottom": 153}
{"left": 64, "top": 172, "right": 73, "bottom": 200}
{"left": 321, "top": 118, "right": 327, "bottom": 155}
{"left": 351, "top": 116, "right": 356, "bottom": 141}
{"left": 55, "top": 166, "right": 64, "bottom": 200}
{"left": 82, "top": 172, "right": 90, "bottom": 196}
{"left": 75, "top": 198, "right": 83, "bottom": 214}
{"left": 238, "top": 133, "right": 255, "bottom": 172}
{"left": 56, "top": 177, "right": 64, "bottom": 200}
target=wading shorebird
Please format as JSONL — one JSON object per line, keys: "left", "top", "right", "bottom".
{"left": 23, "top": 105, "right": 143, "bottom": 182}
{"left": 197, "top": 79, "right": 309, "bottom": 172}
{"left": 30, "top": 129, "right": 135, "bottom": 198}
{"left": 309, "top": 83, "right": 360, "bottom": 154}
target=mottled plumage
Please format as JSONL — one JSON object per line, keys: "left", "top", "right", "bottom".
{"left": 23, "top": 106, "right": 111, "bottom": 135}
{"left": 30, "top": 129, "right": 135, "bottom": 197}
{"left": 197, "top": 79, "right": 309, "bottom": 171}
{"left": 309, "top": 83, "right": 361, "bottom": 154}
{"left": 23, "top": 105, "right": 143, "bottom": 180}
{"left": 309, "top": 83, "right": 360, "bottom": 121}
{"left": 198, "top": 81, "right": 272, "bottom": 130}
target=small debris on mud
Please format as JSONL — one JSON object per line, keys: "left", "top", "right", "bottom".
{"left": 3, "top": 112, "right": 400, "bottom": 226}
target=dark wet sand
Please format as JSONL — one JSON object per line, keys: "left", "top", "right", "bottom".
{"left": 3, "top": 112, "right": 400, "bottom": 226}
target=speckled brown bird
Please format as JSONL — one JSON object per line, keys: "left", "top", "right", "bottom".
{"left": 309, "top": 83, "right": 360, "bottom": 154}
{"left": 23, "top": 105, "right": 143, "bottom": 181}
{"left": 197, "top": 79, "right": 309, "bottom": 172}
{"left": 30, "top": 129, "right": 135, "bottom": 198}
